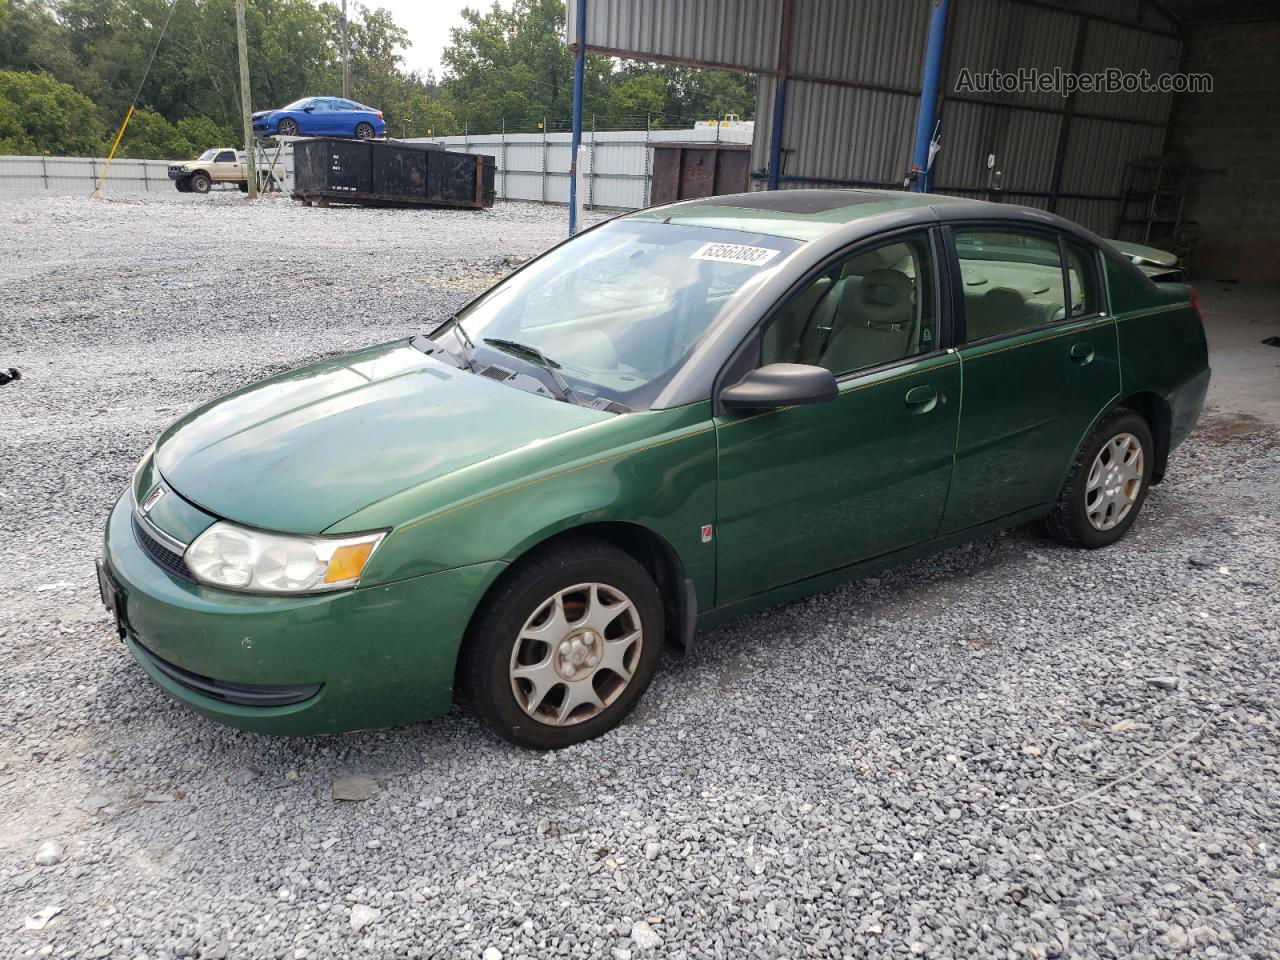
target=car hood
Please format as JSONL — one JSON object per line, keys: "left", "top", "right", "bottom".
{"left": 154, "top": 340, "right": 611, "bottom": 534}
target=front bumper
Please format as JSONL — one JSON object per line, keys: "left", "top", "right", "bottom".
{"left": 101, "top": 490, "right": 505, "bottom": 735}
{"left": 167, "top": 167, "right": 190, "bottom": 181}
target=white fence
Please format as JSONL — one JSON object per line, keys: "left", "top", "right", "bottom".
{"left": 0, "top": 125, "right": 754, "bottom": 210}
{"left": 413, "top": 124, "right": 755, "bottom": 210}
{"left": 0, "top": 145, "right": 296, "bottom": 196}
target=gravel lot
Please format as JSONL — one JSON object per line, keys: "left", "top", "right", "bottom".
{"left": 2, "top": 193, "right": 1278, "bottom": 960}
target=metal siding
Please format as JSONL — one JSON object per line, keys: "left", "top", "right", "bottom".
{"left": 1055, "top": 196, "right": 1119, "bottom": 236}
{"left": 782, "top": 80, "right": 916, "bottom": 185}
{"left": 1058, "top": 116, "right": 1165, "bottom": 196}
{"left": 1075, "top": 21, "right": 1180, "bottom": 124}
{"left": 791, "top": 0, "right": 928, "bottom": 89}
{"left": 568, "top": 0, "right": 782, "bottom": 72}
{"left": 944, "top": 0, "right": 1079, "bottom": 112}
{"left": 933, "top": 100, "right": 1064, "bottom": 193}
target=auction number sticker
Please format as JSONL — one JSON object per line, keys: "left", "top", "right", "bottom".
{"left": 690, "top": 242, "right": 781, "bottom": 267}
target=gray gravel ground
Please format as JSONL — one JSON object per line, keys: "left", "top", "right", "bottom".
{"left": 2, "top": 193, "right": 1278, "bottom": 960}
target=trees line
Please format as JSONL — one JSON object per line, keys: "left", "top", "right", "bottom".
{"left": 0, "top": 0, "right": 756, "bottom": 158}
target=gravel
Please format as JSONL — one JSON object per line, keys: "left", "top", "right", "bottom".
{"left": 2, "top": 192, "right": 1279, "bottom": 959}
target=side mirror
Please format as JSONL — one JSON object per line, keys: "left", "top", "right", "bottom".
{"left": 303, "top": 105, "right": 315, "bottom": 112}
{"left": 720, "top": 363, "right": 838, "bottom": 411}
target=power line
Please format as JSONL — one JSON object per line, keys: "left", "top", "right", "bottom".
{"left": 93, "top": 0, "right": 182, "bottom": 197}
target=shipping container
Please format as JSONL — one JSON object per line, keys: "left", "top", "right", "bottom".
{"left": 292, "top": 138, "right": 494, "bottom": 210}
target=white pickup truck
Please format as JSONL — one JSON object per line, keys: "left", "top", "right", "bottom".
{"left": 167, "top": 148, "right": 286, "bottom": 194}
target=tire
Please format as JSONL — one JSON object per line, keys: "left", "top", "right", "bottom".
{"left": 189, "top": 172, "right": 211, "bottom": 194}
{"left": 459, "top": 538, "right": 665, "bottom": 749}
{"left": 355, "top": 122, "right": 375, "bottom": 140}
{"left": 277, "top": 118, "right": 299, "bottom": 137}
{"left": 175, "top": 178, "right": 190, "bottom": 193}
{"left": 1043, "top": 409, "right": 1154, "bottom": 549}
{"left": 237, "top": 181, "right": 248, "bottom": 193}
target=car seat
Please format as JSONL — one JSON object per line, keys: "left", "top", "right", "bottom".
{"left": 815, "top": 268, "right": 918, "bottom": 374}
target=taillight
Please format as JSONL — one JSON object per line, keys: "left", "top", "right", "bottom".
{"left": 376, "top": 111, "right": 384, "bottom": 120}
{"left": 1190, "top": 288, "right": 1202, "bottom": 320}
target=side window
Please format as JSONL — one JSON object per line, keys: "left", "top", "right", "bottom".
{"left": 760, "top": 231, "right": 937, "bottom": 378}
{"left": 955, "top": 228, "right": 1067, "bottom": 341}
{"left": 215, "top": 150, "right": 236, "bottom": 163}
{"left": 1064, "top": 240, "right": 1100, "bottom": 317}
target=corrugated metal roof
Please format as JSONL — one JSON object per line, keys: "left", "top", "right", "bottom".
{"left": 567, "top": 0, "right": 782, "bottom": 71}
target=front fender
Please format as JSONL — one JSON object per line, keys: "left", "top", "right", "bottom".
{"left": 337, "top": 403, "right": 719, "bottom": 613}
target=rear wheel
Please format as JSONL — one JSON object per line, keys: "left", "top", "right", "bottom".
{"left": 460, "top": 539, "right": 664, "bottom": 749}
{"left": 355, "top": 122, "right": 375, "bottom": 140}
{"left": 277, "top": 118, "right": 299, "bottom": 137}
{"left": 1043, "top": 409, "right": 1153, "bottom": 548}
{"left": 189, "top": 172, "right": 211, "bottom": 194}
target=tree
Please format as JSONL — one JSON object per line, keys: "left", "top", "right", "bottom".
{"left": 0, "top": 69, "right": 103, "bottom": 154}
{"left": 0, "top": 0, "right": 757, "bottom": 157}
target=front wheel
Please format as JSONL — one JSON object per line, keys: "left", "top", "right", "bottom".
{"left": 354, "top": 122, "right": 375, "bottom": 140}
{"left": 1043, "top": 409, "right": 1154, "bottom": 548}
{"left": 189, "top": 172, "right": 211, "bottom": 194}
{"left": 459, "top": 539, "right": 664, "bottom": 749}
{"left": 277, "top": 118, "right": 299, "bottom": 137}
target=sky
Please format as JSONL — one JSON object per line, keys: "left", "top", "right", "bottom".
{"left": 374, "top": 0, "right": 514, "bottom": 80}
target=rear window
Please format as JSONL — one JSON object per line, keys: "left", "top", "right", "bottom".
{"left": 955, "top": 228, "right": 1066, "bottom": 341}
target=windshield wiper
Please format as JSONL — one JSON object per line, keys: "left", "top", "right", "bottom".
{"left": 483, "top": 337, "right": 583, "bottom": 405}
{"left": 420, "top": 314, "right": 477, "bottom": 370}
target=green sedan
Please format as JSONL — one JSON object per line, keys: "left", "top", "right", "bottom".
{"left": 98, "top": 189, "right": 1210, "bottom": 749}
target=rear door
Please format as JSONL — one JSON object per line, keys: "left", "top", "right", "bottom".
{"left": 941, "top": 225, "right": 1119, "bottom": 533}
{"left": 714, "top": 228, "right": 961, "bottom": 603}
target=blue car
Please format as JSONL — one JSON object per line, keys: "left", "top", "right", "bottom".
{"left": 251, "top": 97, "right": 385, "bottom": 140}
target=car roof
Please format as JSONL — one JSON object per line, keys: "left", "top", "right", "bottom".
{"left": 624, "top": 188, "right": 1077, "bottom": 243}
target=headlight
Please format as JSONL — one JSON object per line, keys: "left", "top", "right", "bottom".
{"left": 186, "top": 522, "right": 386, "bottom": 594}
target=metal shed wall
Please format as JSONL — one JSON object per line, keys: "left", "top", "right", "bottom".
{"left": 573, "top": 0, "right": 1183, "bottom": 237}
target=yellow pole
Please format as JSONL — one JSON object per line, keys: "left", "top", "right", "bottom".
{"left": 92, "top": 104, "right": 136, "bottom": 198}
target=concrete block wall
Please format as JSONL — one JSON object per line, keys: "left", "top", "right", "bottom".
{"left": 1167, "top": 19, "right": 1280, "bottom": 281}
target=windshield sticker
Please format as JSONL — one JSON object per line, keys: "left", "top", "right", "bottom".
{"left": 690, "top": 242, "right": 781, "bottom": 267}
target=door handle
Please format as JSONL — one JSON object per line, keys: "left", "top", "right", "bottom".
{"left": 1069, "top": 342, "right": 1095, "bottom": 365}
{"left": 904, "top": 384, "right": 939, "bottom": 413}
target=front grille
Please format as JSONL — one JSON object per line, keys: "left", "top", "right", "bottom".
{"left": 131, "top": 513, "right": 196, "bottom": 583}
{"left": 129, "top": 638, "right": 322, "bottom": 707}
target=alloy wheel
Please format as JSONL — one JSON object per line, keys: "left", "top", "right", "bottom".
{"left": 1085, "top": 432, "right": 1144, "bottom": 531}
{"left": 508, "top": 582, "right": 643, "bottom": 726}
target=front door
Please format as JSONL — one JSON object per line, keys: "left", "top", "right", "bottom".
{"left": 941, "top": 226, "right": 1120, "bottom": 532}
{"left": 714, "top": 229, "right": 961, "bottom": 604}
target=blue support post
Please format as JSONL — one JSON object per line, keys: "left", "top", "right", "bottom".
{"left": 908, "top": 0, "right": 951, "bottom": 193}
{"left": 767, "top": 78, "right": 787, "bottom": 190}
{"left": 568, "top": 0, "right": 587, "bottom": 234}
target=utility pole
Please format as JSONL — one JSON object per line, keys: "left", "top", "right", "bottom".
{"left": 235, "top": 0, "right": 257, "bottom": 199}
{"left": 341, "top": 0, "right": 352, "bottom": 100}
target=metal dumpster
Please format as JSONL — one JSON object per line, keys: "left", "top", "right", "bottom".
{"left": 649, "top": 142, "right": 751, "bottom": 205}
{"left": 292, "top": 138, "right": 495, "bottom": 209}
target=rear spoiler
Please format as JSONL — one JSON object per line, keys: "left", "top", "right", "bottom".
{"left": 1108, "top": 239, "right": 1185, "bottom": 283}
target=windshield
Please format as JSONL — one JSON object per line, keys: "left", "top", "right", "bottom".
{"left": 197, "top": 149, "right": 218, "bottom": 160}
{"left": 427, "top": 220, "right": 800, "bottom": 410}
{"left": 282, "top": 98, "right": 313, "bottom": 110}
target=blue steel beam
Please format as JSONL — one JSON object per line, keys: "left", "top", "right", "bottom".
{"left": 908, "top": 0, "right": 951, "bottom": 192}
{"left": 569, "top": 0, "right": 587, "bottom": 233}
